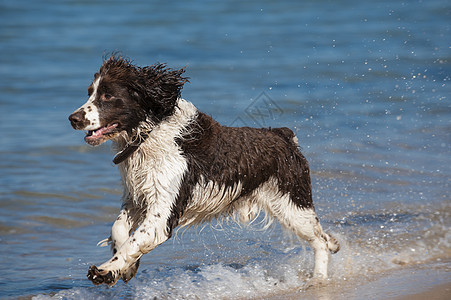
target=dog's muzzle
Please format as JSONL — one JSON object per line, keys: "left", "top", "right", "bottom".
{"left": 69, "top": 109, "right": 89, "bottom": 130}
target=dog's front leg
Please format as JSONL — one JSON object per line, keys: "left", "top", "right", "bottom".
{"left": 87, "top": 208, "right": 171, "bottom": 286}
{"left": 88, "top": 205, "right": 135, "bottom": 285}
{"left": 109, "top": 204, "right": 138, "bottom": 255}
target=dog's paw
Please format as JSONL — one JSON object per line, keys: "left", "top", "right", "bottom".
{"left": 327, "top": 234, "right": 340, "bottom": 254}
{"left": 87, "top": 265, "right": 119, "bottom": 286}
{"left": 121, "top": 258, "right": 140, "bottom": 283}
{"left": 302, "top": 277, "right": 327, "bottom": 290}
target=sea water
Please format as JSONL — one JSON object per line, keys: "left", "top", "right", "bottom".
{"left": 0, "top": 0, "right": 449, "bottom": 299}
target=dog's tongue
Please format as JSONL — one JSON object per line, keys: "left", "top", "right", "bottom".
{"left": 90, "top": 126, "right": 111, "bottom": 138}
{"left": 84, "top": 124, "right": 118, "bottom": 145}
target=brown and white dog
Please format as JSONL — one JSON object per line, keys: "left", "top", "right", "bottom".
{"left": 69, "top": 55, "right": 339, "bottom": 286}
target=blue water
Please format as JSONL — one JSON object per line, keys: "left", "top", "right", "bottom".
{"left": 0, "top": 0, "right": 449, "bottom": 299}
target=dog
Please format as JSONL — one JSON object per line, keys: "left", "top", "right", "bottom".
{"left": 69, "top": 55, "right": 339, "bottom": 286}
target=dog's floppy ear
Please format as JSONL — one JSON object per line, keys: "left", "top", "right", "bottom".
{"left": 137, "top": 64, "right": 189, "bottom": 122}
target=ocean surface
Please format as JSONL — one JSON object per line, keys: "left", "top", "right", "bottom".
{"left": 0, "top": 0, "right": 449, "bottom": 299}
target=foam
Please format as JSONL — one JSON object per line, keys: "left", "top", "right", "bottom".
{"left": 33, "top": 203, "right": 450, "bottom": 299}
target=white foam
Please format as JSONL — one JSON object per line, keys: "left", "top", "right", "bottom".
{"left": 33, "top": 203, "right": 450, "bottom": 300}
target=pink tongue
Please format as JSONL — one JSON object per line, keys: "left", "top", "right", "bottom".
{"left": 89, "top": 124, "right": 118, "bottom": 138}
{"left": 92, "top": 127, "right": 109, "bottom": 137}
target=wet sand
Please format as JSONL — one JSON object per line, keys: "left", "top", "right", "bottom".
{"left": 395, "top": 282, "right": 451, "bottom": 300}
{"left": 267, "top": 260, "right": 450, "bottom": 300}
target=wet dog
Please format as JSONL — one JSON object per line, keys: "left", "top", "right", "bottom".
{"left": 69, "top": 55, "right": 339, "bottom": 286}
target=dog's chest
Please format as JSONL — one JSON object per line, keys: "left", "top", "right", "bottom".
{"left": 118, "top": 137, "right": 188, "bottom": 206}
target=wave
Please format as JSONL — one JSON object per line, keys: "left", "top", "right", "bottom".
{"left": 33, "top": 202, "right": 450, "bottom": 299}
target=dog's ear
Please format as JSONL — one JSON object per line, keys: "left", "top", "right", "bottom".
{"left": 137, "top": 64, "right": 189, "bottom": 122}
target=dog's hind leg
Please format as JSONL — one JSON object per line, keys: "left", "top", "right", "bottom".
{"left": 295, "top": 210, "right": 340, "bottom": 279}
{"left": 263, "top": 195, "right": 339, "bottom": 279}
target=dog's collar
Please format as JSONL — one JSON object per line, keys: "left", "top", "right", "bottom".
{"left": 113, "top": 132, "right": 149, "bottom": 165}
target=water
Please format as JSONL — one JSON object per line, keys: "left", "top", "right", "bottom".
{"left": 0, "top": 0, "right": 449, "bottom": 299}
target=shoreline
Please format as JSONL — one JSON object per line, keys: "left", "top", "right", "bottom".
{"left": 394, "top": 282, "right": 451, "bottom": 300}
{"left": 267, "top": 260, "right": 450, "bottom": 300}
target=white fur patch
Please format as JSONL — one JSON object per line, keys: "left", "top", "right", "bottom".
{"left": 180, "top": 178, "right": 244, "bottom": 227}
{"left": 73, "top": 76, "right": 101, "bottom": 130}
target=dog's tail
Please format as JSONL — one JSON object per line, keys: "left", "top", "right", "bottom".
{"left": 270, "top": 127, "right": 300, "bottom": 148}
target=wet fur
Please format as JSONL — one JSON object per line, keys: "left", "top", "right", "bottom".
{"left": 69, "top": 55, "right": 339, "bottom": 286}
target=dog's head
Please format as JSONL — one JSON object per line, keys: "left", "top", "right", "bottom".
{"left": 69, "top": 55, "right": 188, "bottom": 146}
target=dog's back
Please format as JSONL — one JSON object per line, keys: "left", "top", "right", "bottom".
{"left": 178, "top": 112, "right": 313, "bottom": 212}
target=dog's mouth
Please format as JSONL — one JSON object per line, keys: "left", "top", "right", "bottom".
{"left": 84, "top": 123, "right": 119, "bottom": 146}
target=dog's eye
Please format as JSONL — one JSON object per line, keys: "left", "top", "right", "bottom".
{"left": 102, "top": 93, "right": 113, "bottom": 101}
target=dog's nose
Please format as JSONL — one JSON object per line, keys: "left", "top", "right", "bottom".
{"left": 69, "top": 110, "right": 87, "bottom": 129}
